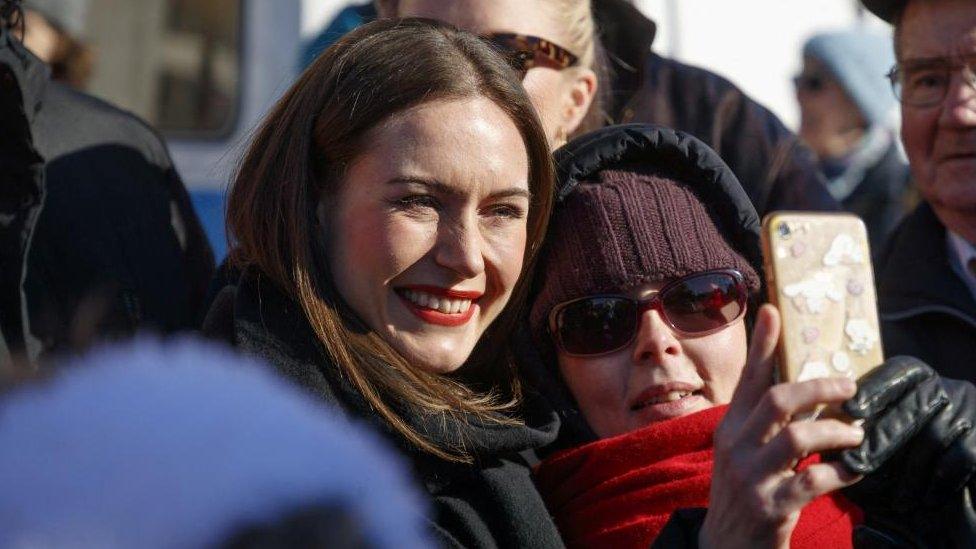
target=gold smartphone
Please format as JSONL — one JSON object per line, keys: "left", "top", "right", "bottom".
{"left": 761, "top": 212, "right": 884, "bottom": 386}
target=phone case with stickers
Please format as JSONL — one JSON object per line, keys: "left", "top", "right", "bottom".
{"left": 761, "top": 212, "right": 884, "bottom": 386}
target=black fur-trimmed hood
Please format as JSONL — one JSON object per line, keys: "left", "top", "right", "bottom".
{"left": 517, "top": 124, "right": 764, "bottom": 451}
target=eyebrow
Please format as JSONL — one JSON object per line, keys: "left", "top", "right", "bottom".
{"left": 386, "top": 176, "right": 532, "bottom": 200}
{"left": 901, "top": 53, "right": 976, "bottom": 68}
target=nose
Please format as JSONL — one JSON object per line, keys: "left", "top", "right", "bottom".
{"left": 631, "top": 308, "right": 682, "bottom": 365}
{"left": 939, "top": 66, "right": 976, "bottom": 128}
{"left": 433, "top": 212, "right": 485, "bottom": 279}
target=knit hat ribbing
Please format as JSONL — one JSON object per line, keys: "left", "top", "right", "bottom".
{"left": 528, "top": 168, "right": 760, "bottom": 343}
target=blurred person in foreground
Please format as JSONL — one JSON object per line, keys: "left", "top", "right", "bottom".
{"left": 0, "top": 337, "right": 430, "bottom": 548}
{"left": 862, "top": 0, "right": 976, "bottom": 382}
{"left": 796, "top": 30, "right": 913, "bottom": 256}
{"left": 0, "top": 0, "right": 214, "bottom": 367}
{"left": 377, "top": 0, "right": 840, "bottom": 216}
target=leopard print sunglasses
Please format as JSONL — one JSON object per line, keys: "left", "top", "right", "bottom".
{"left": 483, "top": 33, "right": 580, "bottom": 79}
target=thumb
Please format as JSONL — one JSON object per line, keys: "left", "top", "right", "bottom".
{"left": 727, "top": 304, "right": 780, "bottom": 420}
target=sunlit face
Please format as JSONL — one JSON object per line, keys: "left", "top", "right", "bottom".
{"left": 20, "top": 10, "right": 59, "bottom": 63}
{"left": 556, "top": 281, "right": 748, "bottom": 439}
{"left": 324, "top": 97, "right": 531, "bottom": 374}
{"left": 397, "top": 0, "right": 595, "bottom": 147}
{"left": 796, "top": 57, "right": 867, "bottom": 160}
{"left": 899, "top": 0, "right": 976, "bottom": 226}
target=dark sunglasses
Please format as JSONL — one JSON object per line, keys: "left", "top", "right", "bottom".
{"left": 483, "top": 33, "right": 579, "bottom": 79}
{"left": 548, "top": 269, "right": 748, "bottom": 357}
{"left": 793, "top": 73, "right": 827, "bottom": 93}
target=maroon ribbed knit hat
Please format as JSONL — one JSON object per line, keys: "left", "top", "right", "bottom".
{"left": 528, "top": 168, "right": 761, "bottom": 343}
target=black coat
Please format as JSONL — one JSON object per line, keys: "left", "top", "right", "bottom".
{"left": 203, "top": 270, "right": 566, "bottom": 549}
{"left": 828, "top": 141, "right": 913, "bottom": 260}
{"left": 0, "top": 28, "right": 45, "bottom": 363}
{"left": 0, "top": 29, "right": 214, "bottom": 361}
{"left": 592, "top": 0, "right": 839, "bottom": 215}
{"left": 877, "top": 202, "right": 976, "bottom": 383}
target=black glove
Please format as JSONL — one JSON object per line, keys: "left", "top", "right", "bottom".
{"left": 838, "top": 356, "right": 976, "bottom": 547}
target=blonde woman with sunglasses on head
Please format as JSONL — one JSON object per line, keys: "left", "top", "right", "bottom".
{"left": 377, "top": 0, "right": 838, "bottom": 215}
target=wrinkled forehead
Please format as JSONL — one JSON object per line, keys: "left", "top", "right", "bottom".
{"left": 900, "top": 0, "right": 976, "bottom": 61}
{"left": 396, "top": 0, "right": 570, "bottom": 46}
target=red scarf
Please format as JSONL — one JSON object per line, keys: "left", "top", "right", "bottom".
{"left": 535, "top": 406, "right": 861, "bottom": 548}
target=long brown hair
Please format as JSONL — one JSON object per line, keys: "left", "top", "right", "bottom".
{"left": 227, "top": 18, "right": 554, "bottom": 462}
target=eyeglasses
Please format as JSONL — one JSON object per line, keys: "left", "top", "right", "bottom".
{"left": 887, "top": 55, "right": 976, "bottom": 108}
{"left": 483, "top": 33, "right": 579, "bottom": 80}
{"left": 793, "top": 73, "right": 827, "bottom": 93}
{"left": 548, "top": 269, "right": 748, "bottom": 357}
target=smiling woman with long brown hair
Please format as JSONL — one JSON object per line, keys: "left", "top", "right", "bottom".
{"left": 205, "top": 18, "right": 563, "bottom": 547}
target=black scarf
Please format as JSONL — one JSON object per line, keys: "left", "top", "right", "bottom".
{"left": 208, "top": 269, "right": 566, "bottom": 548}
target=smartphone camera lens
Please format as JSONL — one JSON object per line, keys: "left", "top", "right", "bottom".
{"left": 777, "top": 222, "right": 792, "bottom": 239}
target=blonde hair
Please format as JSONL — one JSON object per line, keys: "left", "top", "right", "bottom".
{"left": 377, "top": 0, "right": 595, "bottom": 68}
{"left": 552, "top": 0, "right": 596, "bottom": 70}
{"left": 552, "top": 0, "right": 610, "bottom": 136}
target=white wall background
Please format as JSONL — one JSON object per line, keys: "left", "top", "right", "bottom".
{"left": 298, "top": 0, "right": 894, "bottom": 131}
{"left": 301, "top": 0, "right": 353, "bottom": 38}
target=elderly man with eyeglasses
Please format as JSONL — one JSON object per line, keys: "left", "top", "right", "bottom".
{"left": 863, "top": 0, "right": 976, "bottom": 384}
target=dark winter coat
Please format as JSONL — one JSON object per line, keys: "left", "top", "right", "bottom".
{"left": 830, "top": 141, "right": 912, "bottom": 259}
{"left": 202, "top": 270, "right": 566, "bottom": 549}
{"left": 877, "top": 202, "right": 976, "bottom": 384}
{"left": 0, "top": 27, "right": 45, "bottom": 363}
{"left": 0, "top": 29, "right": 214, "bottom": 362}
{"left": 592, "top": 0, "right": 839, "bottom": 215}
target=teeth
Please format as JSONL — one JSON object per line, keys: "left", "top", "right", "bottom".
{"left": 637, "top": 391, "right": 693, "bottom": 408}
{"left": 401, "top": 290, "right": 473, "bottom": 315}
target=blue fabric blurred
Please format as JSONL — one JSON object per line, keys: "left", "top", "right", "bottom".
{"left": 803, "top": 30, "right": 897, "bottom": 127}
{"left": 300, "top": 2, "right": 376, "bottom": 70}
{"left": 0, "top": 337, "right": 431, "bottom": 548}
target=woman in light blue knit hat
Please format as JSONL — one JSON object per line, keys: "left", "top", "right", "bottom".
{"left": 795, "top": 30, "right": 913, "bottom": 257}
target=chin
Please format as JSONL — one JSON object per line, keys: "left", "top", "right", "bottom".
{"left": 929, "top": 176, "right": 976, "bottom": 213}
{"left": 395, "top": 337, "right": 473, "bottom": 375}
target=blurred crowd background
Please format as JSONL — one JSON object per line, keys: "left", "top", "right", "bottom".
{"left": 23, "top": 0, "right": 894, "bottom": 261}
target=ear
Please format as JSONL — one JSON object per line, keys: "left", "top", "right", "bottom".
{"left": 559, "top": 68, "right": 598, "bottom": 138}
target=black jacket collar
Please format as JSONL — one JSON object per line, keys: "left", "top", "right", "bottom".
{"left": 592, "top": 0, "right": 657, "bottom": 119}
{"left": 877, "top": 202, "right": 976, "bottom": 324}
{"left": 0, "top": 27, "right": 49, "bottom": 125}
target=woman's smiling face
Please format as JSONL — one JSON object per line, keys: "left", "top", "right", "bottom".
{"left": 556, "top": 280, "right": 749, "bottom": 439}
{"left": 323, "top": 96, "right": 531, "bottom": 374}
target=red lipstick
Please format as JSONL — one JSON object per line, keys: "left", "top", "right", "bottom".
{"left": 396, "top": 285, "right": 482, "bottom": 327}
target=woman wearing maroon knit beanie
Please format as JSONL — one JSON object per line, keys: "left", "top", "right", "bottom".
{"left": 520, "top": 124, "right": 976, "bottom": 548}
